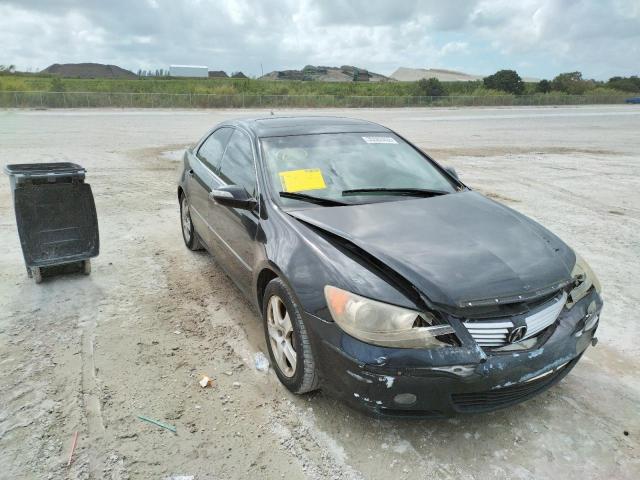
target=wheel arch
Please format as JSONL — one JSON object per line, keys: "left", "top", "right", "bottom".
{"left": 254, "top": 261, "right": 304, "bottom": 314}
{"left": 256, "top": 266, "right": 279, "bottom": 313}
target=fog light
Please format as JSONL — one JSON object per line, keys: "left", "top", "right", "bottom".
{"left": 393, "top": 393, "right": 417, "bottom": 406}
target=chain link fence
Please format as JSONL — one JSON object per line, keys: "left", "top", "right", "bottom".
{"left": 0, "top": 91, "right": 631, "bottom": 109}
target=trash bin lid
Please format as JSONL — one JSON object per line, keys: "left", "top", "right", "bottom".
{"left": 4, "top": 162, "right": 85, "bottom": 178}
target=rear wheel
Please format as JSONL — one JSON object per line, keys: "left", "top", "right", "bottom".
{"left": 180, "top": 193, "right": 203, "bottom": 251}
{"left": 262, "top": 278, "right": 319, "bottom": 394}
{"left": 83, "top": 259, "right": 91, "bottom": 275}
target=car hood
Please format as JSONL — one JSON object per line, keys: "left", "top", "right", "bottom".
{"left": 288, "top": 191, "right": 575, "bottom": 309}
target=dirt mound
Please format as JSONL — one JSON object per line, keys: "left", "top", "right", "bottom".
{"left": 41, "top": 63, "right": 137, "bottom": 79}
{"left": 261, "top": 65, "right": 391, "bottom": 82}
{"left": 391, "top": 67, "right": 483, "bottom": 82}
{"left": 391, "top": 67, "right": 540, "bottom": 83}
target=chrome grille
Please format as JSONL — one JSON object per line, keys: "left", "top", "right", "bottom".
{"left": 523, "top": 292, "right": 567, "bottom": 339}
{"left": 463, "top": 292, "right": 567, "bottom": 348}
{"left": 464, "top": 320, "right": 513, "bottom": 347}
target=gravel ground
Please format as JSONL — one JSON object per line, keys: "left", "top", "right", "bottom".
{"left": 0, "top": 105, "right": 638, "bottom": 480}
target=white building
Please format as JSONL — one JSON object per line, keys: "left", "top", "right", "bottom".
{"left": 169, "top": 65, "right": 208, "bottom": 78}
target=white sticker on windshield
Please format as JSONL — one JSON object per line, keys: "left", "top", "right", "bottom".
{"left": 362, "top": 136, "right": 398, "bottom": 144}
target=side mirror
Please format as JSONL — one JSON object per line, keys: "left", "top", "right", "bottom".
{"left": 209, "top": 185, "right": 257, "bottom": 210}
{"left": 444, "top": 166, "right": 459, "bottom": 180}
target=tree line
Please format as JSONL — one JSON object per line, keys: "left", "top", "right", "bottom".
{"left": 0, "top": 65, "right": 16, "bottom": 74}
{"left": 414, "top": 70, "right": 640, "bottom": 97}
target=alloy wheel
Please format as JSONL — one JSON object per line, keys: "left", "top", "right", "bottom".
{"left": 181, "top": 196, "right": 192, "bottom": 242}
{"left": 266, "top": 295, "right": 297, "bottom": 377}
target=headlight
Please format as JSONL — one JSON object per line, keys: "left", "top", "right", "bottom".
{"left": 324, "top": 285, "right": 455, "bottom": 348}
{"left": 567, "top": 252, "right": 601, "bottom": 308}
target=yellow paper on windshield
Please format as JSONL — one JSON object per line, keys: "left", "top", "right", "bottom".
{"left": 279, "top": 168, "right": 326, "bottom": 192}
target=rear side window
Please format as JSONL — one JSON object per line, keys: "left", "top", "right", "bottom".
{"left": 219, "top": 130, "right": 256, "bottom": 197}
{"left": 197, "top": 127, "right": 233, "bottom": 172}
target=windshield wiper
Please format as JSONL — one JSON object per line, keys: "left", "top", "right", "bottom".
{"left": 279, "top": 191, "right": 348, "bottom": 206}
{"left": 341, "top": 187, "right": 449, "bottom": 197}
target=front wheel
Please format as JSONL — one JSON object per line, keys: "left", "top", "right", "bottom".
{"left": 262, "top": 278, "right": 319, "bottom": 394}
{"left": 180, "top": 193, "right": 203, "bottom": 251}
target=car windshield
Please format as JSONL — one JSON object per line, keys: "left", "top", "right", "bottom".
{"left": 260, "top": 132, "right": 457, "bottom": 207}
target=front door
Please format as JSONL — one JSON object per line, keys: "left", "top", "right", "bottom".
{"left": 204, "top": 129, "right": 259, "bottom": 295}
{"left": 186, "top": 127, "right": 233, "bottom": 250}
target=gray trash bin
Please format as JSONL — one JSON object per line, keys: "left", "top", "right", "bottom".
{"left": 3, "top": 162, "right": 99, "bottom": 283}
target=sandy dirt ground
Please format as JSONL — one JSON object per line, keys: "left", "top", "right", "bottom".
{"left": 0, "top": 106, "right": 639, "bottom": 480}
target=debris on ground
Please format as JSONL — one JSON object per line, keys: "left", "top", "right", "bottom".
{"left": 199, "top": 375, "right": 213, "bottom": 388}
{"left": 233, "top": 381, "right": 241, "bottom": 388}
{"left": 137, "top": 415, "right": 177, "bottom": 433}
{"left": 254, "top": 352, "right": 269, "bottom": 372}
{"left": 66, "top": 431, "right": 78, "bottom": 467}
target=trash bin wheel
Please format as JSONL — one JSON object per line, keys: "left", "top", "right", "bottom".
{"left": 83, "top": 259, "right": 91, "bottom": 275}
{"left": 32, "top": 267, "right": 42, "bottom": 284}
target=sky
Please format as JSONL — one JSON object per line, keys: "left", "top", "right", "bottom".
{"left": 1, "top": 0, "right": 639, "bottom": 80}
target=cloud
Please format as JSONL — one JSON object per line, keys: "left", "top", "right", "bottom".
{"left": 0, "top": 0, "right": 638, "bottom": 79}
{"left": 440, "top": 41, "right": 469, "bottom": 56}
{"left": 469, "top": 0, "right": 640, "bottom": 78}
{"left": 314, "top": 0, "right": 477, "bottom": 30}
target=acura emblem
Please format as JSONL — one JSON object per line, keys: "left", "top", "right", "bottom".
{"left": 508, "top": 325, "right": 527, "bottom": 343}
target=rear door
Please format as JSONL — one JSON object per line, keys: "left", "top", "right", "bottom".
{"left": 204, "top": 129, "right": 259, "bottom": 295}
{"left": 186, "top": 127, "right": 233, "bottom": 249}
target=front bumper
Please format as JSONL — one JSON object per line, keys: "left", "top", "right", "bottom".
{"left": 305, "top": 289, "right": 602, "bottom": 417}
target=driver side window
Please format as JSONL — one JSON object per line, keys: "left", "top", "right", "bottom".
{"left": 219, "top": 130, "right": 257, "bottom": 197}
{"left": 197, "top": 127, "right": 233, "bottom": 173}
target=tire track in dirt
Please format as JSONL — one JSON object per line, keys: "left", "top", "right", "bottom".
{"left": 80, "top": 321, "right": 107, "bottom": 478}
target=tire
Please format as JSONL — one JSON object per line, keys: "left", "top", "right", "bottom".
{"left": 262, "top": 278, "right": 319, "bottom": 394}
{"left": 83, "top": 259, "right": 91, "bottom": 275}
{"left": 180, "top": 193, "right": 203, "bottom": 251}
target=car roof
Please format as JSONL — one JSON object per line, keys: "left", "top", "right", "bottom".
{"left": 222, "top": 116, "right": 391, "bottom": 137}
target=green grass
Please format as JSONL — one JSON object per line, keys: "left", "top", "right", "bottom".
{"left": 0, "top": 74, "right": 632, "bottom": 108}
{"left": 0, "top": 73, "right": 636, "bottom": 98}
{"left": 0, "top": 74, "right": 415, "bottom": 95}
{"left": 3, "top": 71, "right": 640, "bottom": 96}
{"left": 0, "top": 74, "right": 533, "bottom": 96}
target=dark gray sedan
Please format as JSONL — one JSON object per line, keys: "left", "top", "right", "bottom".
{"left": 177, "top": 116, "right": 602, "bottom": 417}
